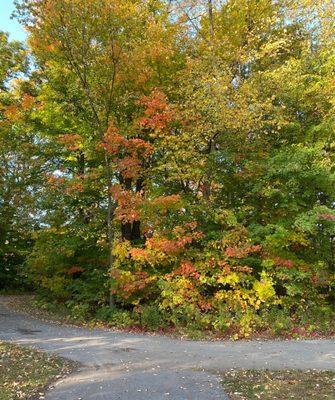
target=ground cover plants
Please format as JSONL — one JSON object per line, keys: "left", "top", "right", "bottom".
{"left": 220, "top": 369, "right": 335, "bottom": 400}
{"left": 0, "top": 341, "right": 72, "bottom": 400}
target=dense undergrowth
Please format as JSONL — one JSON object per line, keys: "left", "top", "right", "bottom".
{"left": 27, "top": 292, "right": 334, "bottom": 340}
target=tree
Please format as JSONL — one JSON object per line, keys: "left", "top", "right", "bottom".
{"left": 8, "top": 0, "right": 334, "bottom": 336}
{"left": 0, "top": 31, "right": 43, "bottom": 289}
{"left": 17, "top": 0, "right": 182, "bottom": 303}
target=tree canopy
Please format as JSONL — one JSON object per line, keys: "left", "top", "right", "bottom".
{"left": 1, "top": 0, "right": 334, "bottom": 338}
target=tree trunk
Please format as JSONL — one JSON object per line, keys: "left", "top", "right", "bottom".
{"left": 104, "top": 151, "right": 116, "bottom": 308}
{"left": 120, "top": 177, "right": 143, "bottom": 242}
{"left": 208, "top": 0, "right": 215, "bottom": 41}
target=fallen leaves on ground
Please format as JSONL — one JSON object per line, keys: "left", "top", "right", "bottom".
{"left": 221, "top": 369, "right": 335, "bottom": 400}
{"left": 0, "top": 341, "right": 73, "bottom": 400}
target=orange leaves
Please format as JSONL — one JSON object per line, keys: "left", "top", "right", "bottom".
{"left": 67, "top": 266, "right": 84, "bottom": 275}
{"left": 198, "top": 299, "right": 212, "bottom": 312}
{"left": 273, "top": 257, "right": 294, "bottom": 269}
{"left": 144, "top": 223, "right": 203, "bottom": 257}
{"left": 3, "top": 104, "right": 20, "bottom": 121}
{"left": 129, "top": 248, "right": 147, "bottom": 262}
{"left": 100, "top": 123, "right": 125, "bottom": 155}
{"left": 46, "top": 173, "right": 65, "bottom": 189}
{"left": 111, "top": 269, "right": 154, "bottom": 299}
{"left": 102, "top": 122, "right": 153, "bottom": 157}
{"left": 64, "top": 180, "right": 84, "bottom": 194}
{"left": 46, "top": 171, "right": 97, "bottom": 195}
{"left": 100, "top": 122, "right": 153, "bottom": 180}
{"left": 110, "top": 185, "right": 143, "bottom": 223}
{"left": 117, "top": 156, "right": 142, "bottom": 179}
{"left": 168, "top": 261, "right": 200, "bottom": 280}
{"left": 58, "top": 134, "right": 82, "bottom": 151}
{"left": 225, "top": 245, "right": 261, "bottom": 258}
{"left": 147, "top": 236, "right": 185, "bottom": 256}
{"left": 151, "top": 194, "right": 181, "bottom": 213}
{"left": 21, "top": 94, "right": 36, "bottom": 110}
{"left": 115, "top": 138, "right": 153, "bottom": 179}
{"left": 139, "top": 90, "right": 173, "bottom": 134}
{"left": 127, "top": 138, "right": 153, "bottom": 158}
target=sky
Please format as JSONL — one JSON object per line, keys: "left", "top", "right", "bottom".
{"left": 0, "top": 0, "right": 27, "bottom": 41}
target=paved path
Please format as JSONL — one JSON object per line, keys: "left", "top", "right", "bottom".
{"left": 0, "top": 297, "right": 335, "bottom": 399}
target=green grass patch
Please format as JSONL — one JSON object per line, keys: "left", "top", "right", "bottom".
{"left": 221, "top": 369, "right": 335, "bottom": 400}
{"left": 0, "top": 341, "right": 73, "bottom": 400}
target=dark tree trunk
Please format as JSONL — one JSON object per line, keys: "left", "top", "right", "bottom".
{"left": 120, "top": 177, "right": 142, "bottom": 242}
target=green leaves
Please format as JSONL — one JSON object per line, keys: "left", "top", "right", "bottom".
{"left": 3, "top": 0, "right": 335, "bottom": 337}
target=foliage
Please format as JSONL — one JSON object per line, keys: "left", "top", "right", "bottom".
{"left": 1, "top": 0, "right": 335, "bottom": 337}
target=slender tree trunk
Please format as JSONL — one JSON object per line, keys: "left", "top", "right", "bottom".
{"left": 203, "top": 0, "right": 215, "bottom": 201}
{"left": 104, "top": 151, "right": 116, "bottom": 308}
{"left": 203, "top": 138, "right": 215, "bottom": 201}
{"left": 208, "top": 0, "right": 215, "bottom": 42}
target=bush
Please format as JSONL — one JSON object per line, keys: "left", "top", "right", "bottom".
{"left": 107, "top": 309, "right": 136, "bottom": 329}
{"left": 140, "top": 305, "right": 165, "bottom": 330}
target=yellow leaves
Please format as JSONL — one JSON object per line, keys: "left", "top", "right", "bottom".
{"left": 3, "top": 103, "right": 24, "bottom": 122}
{"left": 288, "top": 231, "right": 310, "bottom": 247}
{"left": 258, "top": 38, "right": 290, "bottom": 59}
{"left": 253, "top": 272, "right": 276, "bottom": 303}
{"left": 217, "top": 272, "right": 240, "bottom": 286}
{"left": 112, "top": 241, "right": 131, "bottom": 262}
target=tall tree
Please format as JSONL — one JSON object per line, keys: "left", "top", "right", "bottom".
{"left": 0, "top": 31, "right": 43, "bottom": 288}
{"left": 16, "top": 0, "right": 182, "bottom": 302}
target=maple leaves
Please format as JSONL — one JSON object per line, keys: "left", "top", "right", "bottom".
{"left": 139, "top": 90, "right": 174, "bottom": 135}
{"left": 111, "top": 185, "right": 143, "bottom": 223}
{"left": 8, "top": 0, "right": 335, "bottom": 338}
{"left": 225, "top": 244, "right": 262, "bottom": 259}
{"left": 99, "top": 123, "right": 153, "bottom": 182}
{"left": 58, "top": 134, "right": 82, "bottom": 152}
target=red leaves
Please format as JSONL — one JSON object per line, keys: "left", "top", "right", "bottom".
{"left": 100, "top": 122, "right": 153, "bottom": 180}
{"left": 318, "top": 213, "right": 335, "bottom": 221}
{"left": 273, "top": 257, "right": 294, "bottom": 269}
{"left": 111, "top": 185, "right": 143, "bottom": 223}
{"left": 67, "top": 266, "right": 84, "bottom": 275}
{"left": 139, "top": 90, "right": 173, "bottom": 134}
{"left": 225, "top": 244, "right": 261, "bottom": 259}
{"left": 177, "top": 261, "right": 200, "bottom": 279}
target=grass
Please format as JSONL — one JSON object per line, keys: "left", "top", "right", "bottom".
{"left": 221, "top": 369, "right": 335, "bottom": 400}
{"left": 0, "top": 341, "right": 73, "bottom": 400}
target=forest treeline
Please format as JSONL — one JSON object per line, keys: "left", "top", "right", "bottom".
{"left": 0, "top": 0, "right": 334, "bottom": 338}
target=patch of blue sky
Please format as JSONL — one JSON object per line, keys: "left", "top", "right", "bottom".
{"left": 0, "top": 0, "right": 27, "bottom": 42}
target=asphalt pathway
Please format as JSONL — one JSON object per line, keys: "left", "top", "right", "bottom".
{"left": 0, "top": 296, "right": 334, "bottom": 399}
